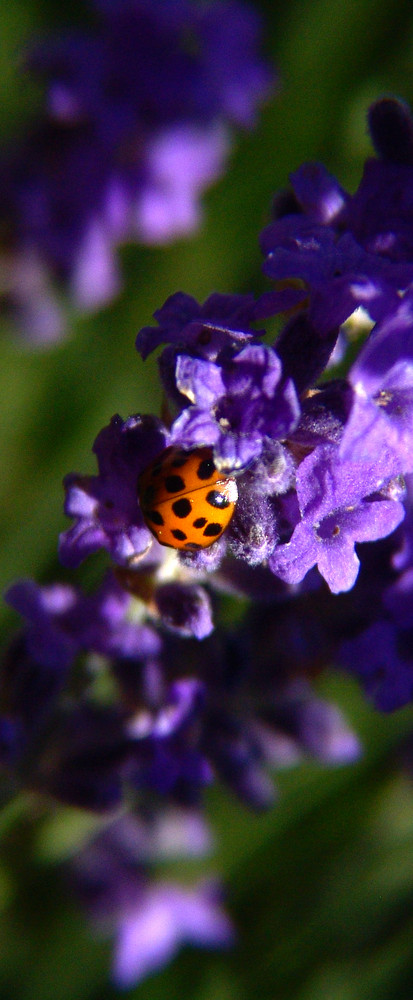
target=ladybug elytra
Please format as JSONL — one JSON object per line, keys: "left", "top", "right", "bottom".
{"left": 138, "top": 446, "right": 238, "bottom": 550}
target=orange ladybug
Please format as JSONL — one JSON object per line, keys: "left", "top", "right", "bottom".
{"left": 138, "top": 446, "right": 238, "bottom": 550}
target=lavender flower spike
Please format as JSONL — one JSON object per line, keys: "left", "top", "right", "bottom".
{"left": 260, "top": 98, "right": 413, "bottom": 335}
{"left": 1, "top": 0, "right": 273, "bottom": 342}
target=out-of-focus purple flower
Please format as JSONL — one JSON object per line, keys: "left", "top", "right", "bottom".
{"left": 6, "top": 573, "right": 164, "bottom": 666}
{"left": 71, "top": 813, "right": 233, "bottom": 988}
{"left": 1, "top": 0, "right": 273, "bottom": 342}
{"left": 311, "top": 520, "right": 413, "bottom": 711}
{"left": 154, "top": 582, "right": 213, "bottom": 640}
{"left": 174, "top": 604, "right": 362, "bottom": 808}
{"left": 0, "top": 121, "right": 121, "bottom": 344}
{"left": 0, "top": 716, "right": 22, "bottom": 769}
{"left": 339, "top": 621, "right": 413, "bottom": 712}
{"left": 113, "top": 879, "right": 234, "bottom": 987}
{"left": 260, "top": 680, "right": 362, "bottom": 765}
{"left": 1, "top": 574, "right": 212, "bottom": 809}
{"left": 127, "top": 678, "right": 212, "bottom": 806}
{"left": 260, "top": 98, "right": 413, "bottom": 335}
{"left": 1, "top": 573, "right": 163, "bottom": 805}
{"left": 1, "top": 551, "right": 364, "bottom": 815}
{"left": 6, "top": 579, "right": 81, "bottom": 671}
{"left": 34, "top": 0, "right": 272, "bottom": 136}
{"left": 385, "top": 565, "right": 413, "bottom": 629}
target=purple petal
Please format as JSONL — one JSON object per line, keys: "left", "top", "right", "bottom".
{"left": 113, "top": 881, "right": 234, "bottom": 988}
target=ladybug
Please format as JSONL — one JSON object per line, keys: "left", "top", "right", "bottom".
{"left": 138, "top": 445, "right": 238, "bottom": 550}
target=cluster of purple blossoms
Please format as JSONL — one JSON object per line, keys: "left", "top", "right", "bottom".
{"left": 1, "top": 569, "right": 359, "bottom": 984}
{"left": 4, "top": 94, "right": 413, "bottom": 985}
{"left": 0, "top": 0, "right": 272, "bottom": 343}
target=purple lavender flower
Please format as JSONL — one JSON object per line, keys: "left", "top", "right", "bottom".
{"left": 340, "top": 289, "right": 413, "bottom": 473}
{"left": 5, "top": 573, "right": 162, "bottom": 664}
{"left": 339, "top": 621, "right": 413, "bottom": 712}
{"left": 59, "top": 413, "right": 217, "bottom": 635}
{"left": 2, "top": 552, "right": 363, "bottom": 815}
{"left": 3, "top": 479, "right": 370, "bottom": 979}
{"left": 171, "top": 342, "right": 300, "bottom": 470}
{"left": 113, "top": 879, "right": 233, "bottom": 987}
{"left": 59, "top": 414, "right": 169, "bottom": 568}
{"left": 201, "top": 673, "right": 361, "bottom": 808}
{"left": 2, "top": 573, "right": 164, "bottom": 805}
{"left": 60, "top": 404, "right": 296, "bottom": 576}
{"left": 71, "top": 813, "right": 233, "bottom": 988}
{"left": 306, "top": 516, "right": 413, "bottom": 711}
{"left": 2, "top": 573, "right": 213, "bottom": 808}
{"left": 34, "top": 1, "right": 272, "bottom": 137}
{"left": 126, "top": 677, "right": 212, "bottom": 806}
{"left": 269, "top": 443, "right": 405, "bottom": 593}
{"left": 62, "top": 264, "right": 411, "bottom": 587}
{"left": 154, "top": 581, "right": 214, "bottom": 640}
{"left": 0, "top": 120, "right": 121, "bottom": 343}
{"left": 136, "top": 290, "right": 261, "bottom": 362}
{"left": 61, "top": 295, "right": 301, "bottom": 573}
{"left": 7, "top": 61, "right": 413, "bottom": 990}
{"left": 1, "top": 0, "right": 273, "bottom": 342}
{"left": 139, "top": 289, "right": 266, "bottom": 422}
{"left": 260, "top": 98, "right": 413, "bottom": 335}
{"left": 161, "top": 603, "right": 361, "bottom": 808}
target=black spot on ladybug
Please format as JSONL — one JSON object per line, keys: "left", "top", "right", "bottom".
{"left": 147, "top": 509, "right": 164, "bottom": 526}
{"left": 142, "top": 485, "right": 155, "bottom": 505}
{"left": 197, "top": 458, "right": 215, "bottom": 480}
{"left": 203, "top": 522, "right": 222, "bottom": 537}
{"left": 172, "top": 528, "right": 187, "bottom": 541}
{"left": 172, "top": 498, "right": 192, "bottom": 518}
{"left": 193, "top": 517, "right": 207, "bottom": 529}
{"left": 206, "top": 489, "right": 230, "bottom": 509}
{"left": 171, "top": 452, "right": 188, "bottom": 468}
{"left": 184, "top": 542, "right": 202, "bottom": 550}
{"left": 165, "top": 474, "right": 186, "bottom": 493}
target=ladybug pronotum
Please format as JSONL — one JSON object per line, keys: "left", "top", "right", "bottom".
{"left": 138, "top": 445, "right": 238, "bottom": 550}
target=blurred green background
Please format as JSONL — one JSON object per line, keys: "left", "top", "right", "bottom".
{"left": 2, "top": 1, "right": 413, "bottom": 997}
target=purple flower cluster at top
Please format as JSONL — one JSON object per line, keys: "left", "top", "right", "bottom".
{"left": 0, "top": 0, "right": 272, "bottom": 342}
{"left": 260, "top": 97, "right": 413, "bottom": 333}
